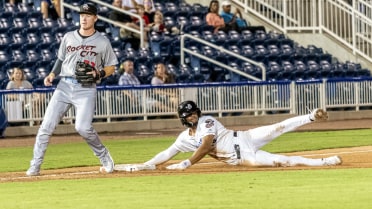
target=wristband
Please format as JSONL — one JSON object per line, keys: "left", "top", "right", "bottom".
{"left": 99, "top": 70, "right": 106, "bottom": 78}
{"left": 181, "top": 159, "right": 192, "bottom": 168}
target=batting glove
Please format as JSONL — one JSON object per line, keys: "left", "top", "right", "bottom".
{"left": 166, "top": 159, "right": 191, "bottom": 170}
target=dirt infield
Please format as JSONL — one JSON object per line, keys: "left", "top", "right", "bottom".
{"left": 1, "top": 119, "right": 372, "bottom": 183}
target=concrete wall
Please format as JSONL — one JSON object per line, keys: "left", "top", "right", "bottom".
{"left": 5, "top": 110, "right": 372, "bottom": 137}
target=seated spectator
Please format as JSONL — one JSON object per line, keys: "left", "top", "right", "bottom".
{"left": 206, "top": 0, "right": 237, "bottom": 33}
{"left": 220, "top": 1, "right": 248, "bottom": 32}
{"left": 151, "top": 63, "right": 178, "bottom": 113}
{"left": 147, "top": 11, "right": 165, "bottom": 34}
{"left": 118, "top": 60, "right": 141, "bottom": 85}
{"left": 117, "top": 60, "right": 142, "bottom": 119}
{"left": 41, "top": 0, "right": 61, "bottom": 20}
{"left": 143, "top": 0, "right": 156, "bottom": 23}
{"left": 6, "top": 68, "right": 33, "bottom": 90}
{"left": 151, "top": 63, "right": 176, "bottom": 85}
{"left": 110, "top": 0, "right": 133, "bottom": 24}
{"left": 119, "top": 4, "right": 151, "bottom": 47}
{"left": 6, "top": 68, "right": 42, "bottom": 125}
{"left": 109, "top": 0, "right": 141, "bottom": 48}
{"left": 122, "top": 0, "right": 154, "bottom": 14}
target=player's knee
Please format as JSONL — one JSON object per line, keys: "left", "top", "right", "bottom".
{"left": 75, "top": 125, "right": 94, "bottom": 137}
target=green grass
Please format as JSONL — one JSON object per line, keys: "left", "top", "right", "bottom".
{"left": 1, "top": 129, "right": 372, "bottom": 209}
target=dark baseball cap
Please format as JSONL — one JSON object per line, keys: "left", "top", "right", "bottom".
{"left": 79, "top": 3, "right": 97, "bottom": 15}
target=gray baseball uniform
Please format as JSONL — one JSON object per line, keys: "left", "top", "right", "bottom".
{"left": 28, "top": 30, "right": 118, "bottom": 169}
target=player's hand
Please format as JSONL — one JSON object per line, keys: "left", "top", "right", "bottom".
{"left": 166, "top": 159, "right": 191, "bottom": 170}
{"left": 44, "top": 73, "right": 55, "bottom": 86}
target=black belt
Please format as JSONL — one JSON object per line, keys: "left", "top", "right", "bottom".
{"left": 233, "top": 131, "right": 240, "bottom": 159}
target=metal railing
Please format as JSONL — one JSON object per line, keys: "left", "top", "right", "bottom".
{"left": 1, "top": 78, "right": 372, "bottom": 125}
{"left": 235, "top": 0, "right": 372, "bottom": 63}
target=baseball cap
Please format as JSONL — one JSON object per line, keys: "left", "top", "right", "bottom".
{"left": 79, "top": 3, "right": 97, "bottom": 15}
{"left": 221, "top": 1, "right": 231, "bottom": 6}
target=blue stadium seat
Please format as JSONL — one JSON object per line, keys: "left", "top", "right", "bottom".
{"left": 0, "top": 50, "right": 10, "bottom": 66}
{"left": 154, "top": 2, "right": 165, "bottom": 12}
{"left": 12, "top": 49, "right": 26, "bottom": 62}
{"left": 25, "top": 49, "right": 41, "bottom": 62}
{"left": 240, "top": 29, "right": 254, "bottom": 42}
{"left": 240, "top": 44, "right": 255, "bottom": 58}
{"left": 306, "top": 60, "right": 321, "bottom": 79}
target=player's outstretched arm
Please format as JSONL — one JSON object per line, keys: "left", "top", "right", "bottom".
{"left": 166, "top": 135, "right": 215, "bottom": 170}
{"left": 114, "top": 144, "right": 180, "bottom": 172}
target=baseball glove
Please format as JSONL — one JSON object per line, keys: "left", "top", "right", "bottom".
{"left": 75, "top": 61, "right": 100, "bottom": 86}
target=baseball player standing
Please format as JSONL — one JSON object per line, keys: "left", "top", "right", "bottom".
{"left": 122, "top": 100, "right": 342, "bottom": 171}
{"left": 26, "top": 3, "right": 118, "bottom": 176}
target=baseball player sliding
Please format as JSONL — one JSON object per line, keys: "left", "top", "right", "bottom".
{"left": 26, "top": 3, "right": 118, "bottom": 176}
{"left": 117, "top": 100, "right": 342, "bottom": 171}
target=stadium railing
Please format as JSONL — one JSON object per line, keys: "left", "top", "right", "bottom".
{"left": 1, "top": 78, "right": 372, "bottom": 126}
{"left": 235, "top": 0, "right": 372, "bottom": 64}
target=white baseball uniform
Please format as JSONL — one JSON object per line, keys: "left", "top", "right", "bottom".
{"left": 146, "top": 114, "right": 328, "bottom": 167}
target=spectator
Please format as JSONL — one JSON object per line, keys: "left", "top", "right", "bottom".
{"left": 109, "top": 0, "right": 133, "bottom": 24}
{"left": 6, "top": 68, "right": 33, "bottom": 90}
{"left": 220, "top": 1, "right": 248, "bottom": 32}
{"left": 143, "top": 0, "right": 156, "bottom": 23}
{"left": 151, "top": 63, "right": 176, "bottom": 85}
{"left": 41, "top": 0, "right": 61, "bottom": 20}
{"left": 147, "top": 11, "right": 165, "bottom": 34}
{"left": 206, "top": 0, "right": 237, "bottom": 33}
{"left": 119, "top": 4, "right": 151, "bottom": 48}
{"left": 122, "top": 0, "right": 142, "bottom": 13}
{"left": 6, "top": 68, "right": 42, "bottom": 125}
{"left": 109, "top": 0, "right": 141, "bottom": 48}
{"left": 118, "top": 60, "right": 141, "bottom": 85}
{"left": 151, "top": 63, "right": 178, "bottom": 113}
{"left": 117, "top": 60, "right": 143, "bottom": 119}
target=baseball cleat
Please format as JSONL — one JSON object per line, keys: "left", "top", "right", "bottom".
{"left": 322, "top": 156, "right": 342, "bottom": 166}
{"left": 99, "top": 151, "right": 114, "bottom": 173}
{"left": 26, "top": 165, "right": 40, "bottom": 176}
{"left": 309, "top": 108, "right": 328, "bottom": 121}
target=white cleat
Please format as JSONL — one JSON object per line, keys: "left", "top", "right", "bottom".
{"left": 323, "top": 156, "right": 342, "bottom": 166}
{"left": 26, "top": 165, "right": 40, "bottom": 176}
{"left": 310, "top": 108, "right": 328, "bottom": 121}
{"left": 99, "top": 151, "right": 114, "bottom": 173}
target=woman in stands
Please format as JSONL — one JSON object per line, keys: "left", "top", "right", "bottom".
{"left": 6, "top": 68, "right": 42, "bottom": 125}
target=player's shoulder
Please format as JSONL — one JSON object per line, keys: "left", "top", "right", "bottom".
{"left": 199, "top": 115, "right": 217, "bottom": 122}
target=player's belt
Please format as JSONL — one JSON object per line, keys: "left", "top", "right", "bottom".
{"left": 233, "top": 131, "right": 241, "bottom": 159}
{"left": 62, "top": 77, "right": 79, "bottom": 84}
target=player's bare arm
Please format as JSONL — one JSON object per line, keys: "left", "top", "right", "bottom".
{"left": 189, "top": 134, "right": 215, "bottom": 165}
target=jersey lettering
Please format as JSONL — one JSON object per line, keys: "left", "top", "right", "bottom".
{"left": 66, "top": 45, "right": 98, "bottom": 58}
{"left": 205, "top": 119, "right": 214, "bottom": 128}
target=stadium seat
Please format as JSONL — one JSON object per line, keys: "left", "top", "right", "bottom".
{"left": 154, "top": 2, "right": 165, "bottom": 12}
{"left": 12, "top": 49, "right": 26, "bottom": 62}
{"left": 240, "top": 29, "right": 254, "bottom": 42}
{"left": 201, "top": 30, "right": 215, "bottom": 42}
{"left": 0, "top": 50, "right": 10, "bottom": 66}
{"left": 240, "top": 44, "right": 255, "bottom": 58}
{"left": 25, "top": 49, "right": 41, "bottom": 62}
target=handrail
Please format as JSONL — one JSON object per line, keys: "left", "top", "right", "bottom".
{"left": 234, "top": 0, "right": 372, "bottom": 64}
{"left": 180, "top": 33, "right": 267, "bottom": 81}
{"left": 60, "top": 0, "right": 145, "bottom": 47}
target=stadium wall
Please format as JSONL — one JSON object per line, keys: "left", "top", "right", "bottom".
{"left": 4, "top": 110, "right": 372, "bottom": 137}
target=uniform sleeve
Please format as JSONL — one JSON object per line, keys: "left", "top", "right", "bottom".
{"left": 144, "top": 143, "right": 180, "bottom": 165}
{"left": 57, "top": 33, "right": 68, "bottom": 61}
{"left": 103, "top": 39, "right": 119, "bottom": 67}
{"left": 198, "top": 117, "right": 218, "bottom": 138}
